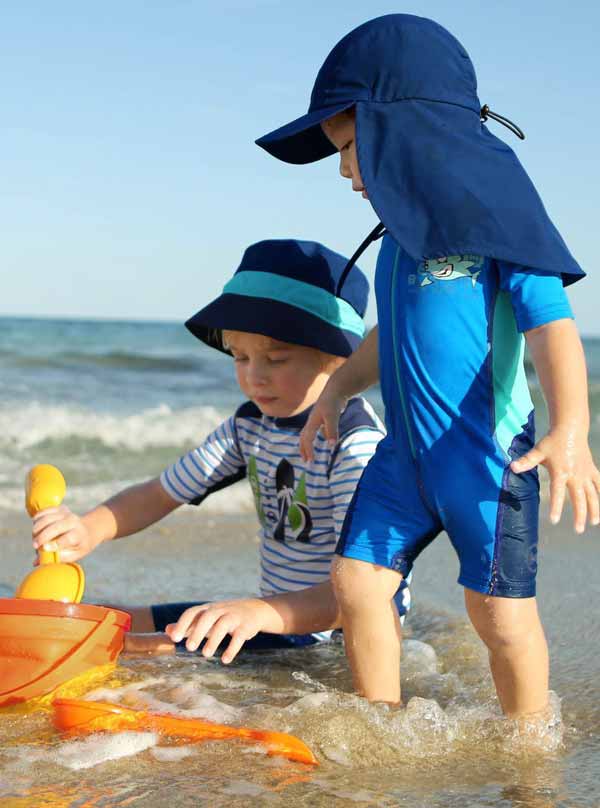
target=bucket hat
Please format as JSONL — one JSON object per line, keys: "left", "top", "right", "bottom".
{"left": 186, "top": 239, "right": 368, "bottom": 357}
{"left": 257, "top": 14, "right": 584, "bottom": 285}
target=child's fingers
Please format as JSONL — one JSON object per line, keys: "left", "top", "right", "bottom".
{"left": 549, "top": 474, "right": 567, "bottom": 525}
{"left": 221, "top": 631, "right": 247, "bottom": 664}
{"left": 300, "top": 413, "right": 321, "bottom": 461}
{"left": 510, "top": 446, "right": 545, "bottom": 474}
{"left": 32, "top": 506, "right": 63, "bottom": 525}
{"left": 32, "top": 508, "right": 69, "bottom": 540}
{"left": 187, "top": 610, "right": 231, "bottom": 653}
{"left": 42, "top": 529, "right": 83, "bottom": 556}
{"left": 584, "top": 480, "right": 600, "bottom": 526}
{"left": 33, "top": 534, "right": 79, "bottom": 559}
{"left": 45, "top": 534, "right": 85, "bottom": 561}
{"left": 33, "top": 516, "right": 79, "bottom": 550}
{"left": 201, "top": 614, "right": 237, "bottom": 657}
{"left": 568, "top": 480, "right": 587, "bottom": 534}
{"left": 177, "top": 608, "right": 216, "bottom": 648}
{"left": 168, "top": 604, "right": 212, "bottom": 644}
{"left": 322, "top": 412, "right": 339, "bottom": 446}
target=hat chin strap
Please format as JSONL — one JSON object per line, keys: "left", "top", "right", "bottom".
{"left": 480, "top": 105, "right": 525, "bottom": 140}
{"left": 336, "top": 221, "right": 387, "bottom": 297}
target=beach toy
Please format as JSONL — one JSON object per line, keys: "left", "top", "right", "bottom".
{"left": 52, "top": 698, "right": 319, "bottom": 765}
{"left": 24, "top": 464, "right": 67, "bottom": 517}
{"left": 0, "top": 600, "right": 131, "bottom": 708}
{"left": 16, "top": 465, "right": 85, "bottom": 603}
{"left": 0, "top": 464, "right": 129, "bottom": 708}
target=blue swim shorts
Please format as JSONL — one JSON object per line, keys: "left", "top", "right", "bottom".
{"left": 336, "top": 435, "right": 540, "bottom": 598}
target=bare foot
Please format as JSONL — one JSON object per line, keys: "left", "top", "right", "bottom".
{"left": 123, "top": 632, "right": 176, "bottom": 657}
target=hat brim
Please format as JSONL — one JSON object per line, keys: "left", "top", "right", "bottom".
{"left": 256, "top": 102, "right": 354, "bottom": 164}
{"left": 186, "top": 294, "right": 361, "bottom": 358}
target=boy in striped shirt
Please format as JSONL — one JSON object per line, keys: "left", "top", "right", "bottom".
{"left": 32, "top": 239, "right": 410, "bottom": 661}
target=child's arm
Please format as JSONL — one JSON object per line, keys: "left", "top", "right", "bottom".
{"left": 168, "top": 417, "right": 385, "bottom": 662}
{"left": 300, "top": 325, "right": 379, "bottom": 460}
{"left": 511, "top": 318, "right": 600, "bottom": 532}
{"left": 32, "top": 478, "right": 180, "bottom": 562}
{"left": 165, "top": 582, "right": 341, "bottom": 663}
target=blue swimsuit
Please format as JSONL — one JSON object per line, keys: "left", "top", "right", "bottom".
{"left": 338, "top": 235, "right": 573, "bottom": 597}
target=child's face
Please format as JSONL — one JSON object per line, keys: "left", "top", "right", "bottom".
{"left": 322, "top": 111, "right": 368, "bottom": 199}
{"left": 224, "top": 332, "right": 340, "bottom": 418}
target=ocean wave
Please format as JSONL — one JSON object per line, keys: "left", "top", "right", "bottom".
{"left": 3, "top": 350, "right": 207, "bottom": 373}
{"left": 0, "top": 402, "right": 226, "bottom": 452}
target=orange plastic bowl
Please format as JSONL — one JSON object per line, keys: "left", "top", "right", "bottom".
{"left": 0, "top": 598, "right": 131, "bottom": 708}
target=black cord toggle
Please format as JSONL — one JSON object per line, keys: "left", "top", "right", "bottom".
{"left": 480, "top": 104, "right": 525, "bottom": 140}
{"left": 336, "top": 221, "right": 387, "bottom": 296}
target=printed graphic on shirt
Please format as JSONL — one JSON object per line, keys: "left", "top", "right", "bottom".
{"left": 247, "top": 455, "right": 313, "bottom": 543}
{"left": 247, "top": 454, "right": 266, "bottom": 526}
{"left": 274, "top": 459, "right": 313, "bottom": 543}
{"left": 417, "top": 255, "right": 484, "bottom": 287}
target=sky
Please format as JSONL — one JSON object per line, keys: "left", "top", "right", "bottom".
{"left": 2, "top": 0, "right": 599, "bottom": 334}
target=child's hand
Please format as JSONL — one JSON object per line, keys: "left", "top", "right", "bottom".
{"left": 32, "top": 505, "right": 100, "bottom": 562}
{"left": 300, "top": 382, "right": 348, "bottom": 462}
{"left": 165, "top": 598, "right": 271, "bottom": 663}
{"left": 511, "top": 427, "right": 600, "bottom": 533}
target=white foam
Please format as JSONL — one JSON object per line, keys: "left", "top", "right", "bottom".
{"left": 87, "top": 676, "right": 242, "bottom": 725}
{"left": 0, "top": 401, "right": 226, "bottom": 451}
{"left": 53, "top": 732, "right": 159, "bottom": 770}
{"left": 402, "top": 639, "right": 439, "bottom": 676}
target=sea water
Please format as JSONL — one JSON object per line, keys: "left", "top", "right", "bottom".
{"left": 0, "top": 316, "right": 599, "bottom": 807}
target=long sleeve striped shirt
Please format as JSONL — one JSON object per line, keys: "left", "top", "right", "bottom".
{"left": 160, "top": 397, "right": 385, "bottom": 596}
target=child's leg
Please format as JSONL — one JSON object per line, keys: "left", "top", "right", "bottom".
{"left": 464, "top": 589, "right": 549, "bottom": 717}
{"left": 332, "top": 555, "right": 404, "bottom": 704}
{"left": 104, "top": 604, "right": 157, "bottom": 632}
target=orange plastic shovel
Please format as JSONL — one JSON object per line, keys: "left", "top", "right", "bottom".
{"left": 52, "top": 698, "right": 318, "bottom": 765}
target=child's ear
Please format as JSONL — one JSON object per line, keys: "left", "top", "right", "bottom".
{"left": 320, "top": 353, "right": 345, "bottom": 373}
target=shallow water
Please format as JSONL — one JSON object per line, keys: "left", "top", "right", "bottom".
{"left": 1, "top": 509, "right": 598, "bottom": 807}
{"left": 1, "top": 317, "right": 599, "bottom": 806}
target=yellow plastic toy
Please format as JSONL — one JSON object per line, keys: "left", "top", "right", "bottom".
{"left": 16, "top": 465, "right": 85, "bottom": 603}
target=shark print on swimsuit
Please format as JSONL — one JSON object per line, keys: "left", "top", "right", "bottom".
{"left": 418, "top": 255, "right": 484, "bottom": 287}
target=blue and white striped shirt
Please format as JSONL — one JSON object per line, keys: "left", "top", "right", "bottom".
{"left": 160, "top": 397, "right": 384, "bottom": 597}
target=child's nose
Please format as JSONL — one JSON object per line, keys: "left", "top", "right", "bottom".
{"left": 339, "top": 155, "right": 352, "bottom": 180}
{"left": 247, "top": 362, "right": 268, "bottom": 386}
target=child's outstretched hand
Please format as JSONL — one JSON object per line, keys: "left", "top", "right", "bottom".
{"left": 32, "top": 505, "right": 101, "bottom": 563}
{"left": 511, "top": 427, "right": 600, "bottom": 533}
{"left": 166, "top": 598, "right": 273, "bottom": 663}
{"left": 300, "top": 381, "right": 348, "bottom": 462}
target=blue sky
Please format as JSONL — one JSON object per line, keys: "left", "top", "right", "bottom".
{"left": 3, "top": 1, "right": 599, "bottom": 333}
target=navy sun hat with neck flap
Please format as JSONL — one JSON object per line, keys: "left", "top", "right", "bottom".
{"left": 185, "top": 239, "right": 369, "bottom": 358}
{"left": 256, "top": 14, "right": 584, "bottom": 286}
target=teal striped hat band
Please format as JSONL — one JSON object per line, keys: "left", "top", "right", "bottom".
{"left": 223, "top": 271, "right": 365, "bottom": 338}
{"left": 185, "top": 239, "right": 369, "bottom": 358}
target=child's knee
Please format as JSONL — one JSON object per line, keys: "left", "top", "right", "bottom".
{"left": 331, "top": 555, "right": 402, "bottom": 612}
{"left": 465, "top": 591, "right": 542, "bottom": 653}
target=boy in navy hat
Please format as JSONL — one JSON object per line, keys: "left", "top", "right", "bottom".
{"left": 257, "top": 15, "right": 599, "bottom": 717}
{"left": 32, "top": 239, "right": 410, "bottom": 660}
